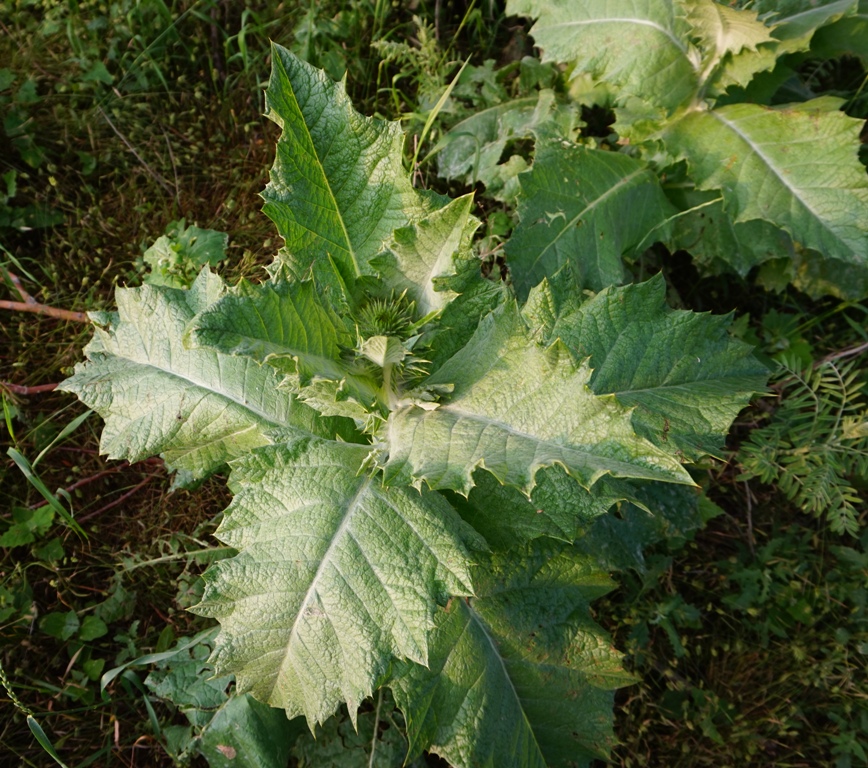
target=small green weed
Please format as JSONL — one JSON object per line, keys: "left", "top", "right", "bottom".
{"left": 738, "top": 355, "right": 868, "bottom": 536}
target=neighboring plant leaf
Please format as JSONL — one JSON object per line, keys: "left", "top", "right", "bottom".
{"left": 737, "top": 356, "right": 868, "bottom": 536}
{"left": 372, "top": 194, "right": 480, "bottom": 316}
{"left": 59, "top": 270, "right": 344, "bottom": 480}
{"left": 384, "top": 301, "right": 692, "bottom": 495}
{"left": 291, "top": 692, "right": 407, "bottom": 768}
{"left": 505, "top": 143, "right": 675, "bottom": 298}
{"left": 143, "top": 219, "right": 228, "bottom": 289}
{"left": 145, "top": 655, "right": 233, "bottom": 713}
{"left": 199, "top": 693, "right": 304, "bottom": 768}
{"left": 392, "top": 540, "right": 634, "bottom": 768}
{"left": 666, "top": 189, "right": 795, "bottom": 276}
{"left": 0, "top": 506, "right": 54, "bottom": 548}
{"left": 262, "top": 45, "right": 443, "bottom": 287}
{"left": 192, "top": 436, "right": 478, "bottom": 726}
{"left": 435, "top": 90, "right": 581, "bottom": 203}
{"left": 545, "top": 275, "right": 768, "bottom": 458}
{"left": 507, "top": 0, "right": 699, "bottom": 115}
{"left": 40, "top": 610, "right": 79, "bottom": 641}
{"left": 665, "top": 98, "right": 868, "bottom": 266}
{"left": 750, "top": 0, "right": 857, "bottom": 47}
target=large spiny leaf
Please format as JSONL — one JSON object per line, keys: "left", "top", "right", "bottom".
{"left": 684, "top": 0, "right": 779, "bottom": 95}
{"left": 536, "top": 274, "right": 768, "bottom": 458}
{"left": 263, "top": 45, "right": 443, "bottom": 287}
{"left": 750, "top": 0, "right": 857, "bottom": 46}
{"left": 383, "top": 301, "right": 692, "bottom": 495}
{"left": 371, "top": 194, "right": 480, "bottom": 316}
{"left": 686, "top": 0, "right": 776, "bottom": 58}
{"left": 449, "top": 467, "right": 629, "bottom": 551}
{"left": 185, "top": 276, "right": 379, "bottom": 407}
{"left": 192, "top": 436, "right": 479, "bottom": 726}
{"left": 392, "top": 540, "right": 633, "bottom": 768}
{"left": 505, "top": 143, "right": 674, "bottom": 298}
{"left": 665, "top": 98, "right": 868, "bottom": 264}
{"left": 58, "top": 270, "right": 343, "bottom": 480}
{"left": 666, "top": 189, "right": 794, "bottom": 276}
{"left": 507, "top": 0, "right": 699, "bottom": 115}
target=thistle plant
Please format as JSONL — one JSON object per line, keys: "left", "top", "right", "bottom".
{"left": 60, "top": 45, "right": 767, "bottom": 767}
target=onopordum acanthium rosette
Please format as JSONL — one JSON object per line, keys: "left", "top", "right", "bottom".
{"left": 61, "top": 45, "right": 767, "bottom": 768}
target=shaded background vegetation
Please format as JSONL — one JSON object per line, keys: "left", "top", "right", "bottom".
{"left": 1, "top": 1, "right": 866, "bottom": 766}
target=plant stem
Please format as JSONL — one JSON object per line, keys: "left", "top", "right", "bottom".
{"left": 77, "top": 474, "right": 159, "bottom": 523}
{"left": 1, "top": 382, "right": 59, "bottom": 395}
{"left": 28, "top": 462, "right": 153, "bottom": 511}
{"left": 820, "top": 341, "right": 868, "bottom": 365}
{"left": 1, "top": 273, "right": 88, "bottom": 322}
{"left": 0, "top": 299, "right": 88, "bottom": 322}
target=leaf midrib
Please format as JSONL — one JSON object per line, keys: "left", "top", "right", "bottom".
{"left": 524, "top": 165, "right": 651, "bottom": 276}
{"left": 425, "top": 404, "right": 688, "bottom": 482}
{"left": 282, "top": 56, "right": 361, "bottom": 277}
{"left": 464, "top": 600, "right": 547, "bottom": 765}
{"left": 707, "top": 107, "right": 843, "bottom": 248}
{"left": 116, "top": 352, "right": 286, "bottom": 428}
{"left": 536, "top": 16, "right": 691, "bottom": 58}
{"left": 273, "top": 474, "right": 372, "bottom": 702}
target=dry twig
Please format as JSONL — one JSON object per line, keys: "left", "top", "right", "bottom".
{"left": 0, "top": 271, "right": 88, "bottom": 323}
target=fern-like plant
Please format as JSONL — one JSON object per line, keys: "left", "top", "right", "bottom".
{"left": 738, "top": 355, "right": 868, "bottom": 536}
{"left": 60, "top": 48, "right": 767, "bottom": 766}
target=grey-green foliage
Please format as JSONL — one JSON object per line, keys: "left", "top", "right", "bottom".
{"left": 738, "top": 355, "right": 868, "bottom": 536}
{"left": 62, "top": 47, "right": 767, "bottom": 767}
{"left": 291, "top": 691, "right": 414, "bottom": 768}
{"left": 435, "top": 0, "right": 868, "bottom": 300}
{"left": 142, "top": 219, "right": 228, "bottom": 289}
{"left": 108, "top": 628, "right": 304, "bottom": 768}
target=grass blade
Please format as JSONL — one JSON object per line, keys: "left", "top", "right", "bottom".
{"left": 27, "top": 716, "right": 71, "bottom": 768}
{"left": 32, "top": 410, "right": 92, "bottom": 469}
{"left": 7, "top": 447, "right": 87, "bottom": 539}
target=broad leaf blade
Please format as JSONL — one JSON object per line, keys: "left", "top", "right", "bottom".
{"left": 684, "top": 0, "right": 780, "bottom": 94}
{"left": 508, "top": 0, "right": 699, "bottom": 114}
{"left": 372, "top": 194, "right": 480, "bottom": 316}
{"left": 263, "top": 45, "right": 441, "bottom": 286}
{"left": 811, "top": 1, "right": 868, "bottom": 62}
{"left": 665, "top": 99, "right": 868, "bottom": 265}
{"left": 667, "top": 189, "right": 795, "bottom": 276}
{"left": 424, "top": 251, "right": 508, "bottom": 372}
{"left": 59, "top": 271, "right": 339, "bottom": 479}
{"left": 185, "top": 276, "right": 375, "bottom": 400}
{"left": 549, "top": 275, "right": 768, "bottom": 458}
{"left": 450, "top": 467, "right": 627, "bottom": 550}
{"left": 752, "top": 0, "right": 857, "bottom": 46}
{"left": 686, "top": 0, "right": 776, "bottom": 57}
{"left": 392, "top": 540, "right": 633, "bottom": 768}
{"left": 576, "top": 482, "right": 719, "bottom": 574}
{"left": 384, "top": 302, "right": 692, "bottom": 495}
{"left": 505, "top": 143, "right": 674, "bottom": 298}
{"left": 192, "top": 436, "right": 477, "bottom": 726}
{"left": 199, "top": 693, "right": 303, "bottom": 768}
{"left": 436, "top": 90, "right": 581, "bottom": 203}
